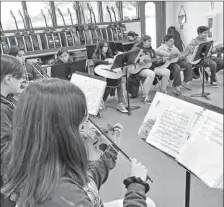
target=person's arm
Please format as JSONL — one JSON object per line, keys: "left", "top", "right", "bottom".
{"left": 155, "top": 45, "right": 170, "bottom": 57}
{"left": 92, "top": 53, "right": 109, "bottom": 66}
{"left": 88, "top": 145, "right": 118, "bottom": 190}
{"left": 0, "top": 109, "right": 12, "bottom": 154}
{"left": 123, "top": 177, "right": 149, "bottom": 207}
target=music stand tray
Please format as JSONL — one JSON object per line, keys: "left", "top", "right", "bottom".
{"left": 109, "top": 49, "right": 142, "bottom": 115}
{"left": 190, "top": 40, "right": 213, "bottom": 100}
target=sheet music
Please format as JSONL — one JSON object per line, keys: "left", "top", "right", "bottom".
{"left": 70, "top": 73, "right": 106, "bottom": 116}
{"left": 140, "top": 92, "right": 203, "bottom": 158}
{"left": 138, "top": 93, "right": 202, "bottom": 140}
{"left": 176, "top": 110, "right": 223, "bottom": 189}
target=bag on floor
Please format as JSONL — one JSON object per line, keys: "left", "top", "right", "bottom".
{"left": 127, "top": 74, "right": 141, "bottom": 98}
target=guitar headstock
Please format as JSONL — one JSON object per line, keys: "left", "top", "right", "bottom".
{"left": 57, "top": 8, "right": 63, "bottom": 16}
{"left": 10, "top": 10, "right": 15, "bottom": 19}
{"left": 67, "top": 8, "right": 71, "bottom": 15}
{"left": 87, "top": 2, "right": 91, "bottom": 11}
{"left": 40, "top": 9, "right": 45, "bottom": 17}
{"left": 48, "top": 9, "right": 52, "bottom": 17}
{"left": 111, "top": 6, "right": 115, "bottom": 14}
{"left": 18, "top": 10, "right": 23, "bottom": 18}
{"left": 106, "top": 6, "right": 111, "bottom": 14}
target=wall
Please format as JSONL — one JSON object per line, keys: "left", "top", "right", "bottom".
{"left": 166, "top": 1, "right": 223, "bottom": 46}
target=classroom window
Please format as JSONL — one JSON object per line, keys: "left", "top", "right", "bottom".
{"left": 122, "top": 1, "right": 138, "bottom": 21}
{"left": 54, "top": 2, "right": 78, "bottom": 26}
{"left": 26, "top": 2, "right": 51, "bottom": 28}
{"left": 101, "top": 2, "right": 118, "bottom": 23}
{"left": 145, "top": 2, "right": 156, "bottom": 49}
{"left": 1, "top": 2, "right": 24, "bottom": 31}
{"left": 79, "top": 2, "right": 99, "bottom": 24}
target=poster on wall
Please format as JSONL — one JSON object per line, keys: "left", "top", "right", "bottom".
{"left": 206, "top": 14, "right": 217, "bottom": 41}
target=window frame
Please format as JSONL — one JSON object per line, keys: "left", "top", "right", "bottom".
{"left": 1, "top": 1, "right": 140, "bottom": 33}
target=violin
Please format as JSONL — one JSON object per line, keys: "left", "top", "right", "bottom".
{"left": 83, "top": 118, "right": 153, "bottom": 183}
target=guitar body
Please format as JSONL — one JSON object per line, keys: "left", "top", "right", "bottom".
{"left": 128, "top": 62, "right": 152, "bottom": 74}
{"left": 107, "top": 28, "right": 113, "bottom": 41}
{"left": 94, "top": 64, "right": 124, "bottom": 79}
{"left": 23, "top": 33, "right": 33, "bottom": 51}
{"left": 15, "top": 34, "right": 25, "bottom": 50}
{"left": 30, "top": 34, "right": 40, "bottom": 50}
{"left": 0, "top": 36, "right": 10, "bottom": 54}
{"left": 101, "top": 28, "right": 108, "bottom": 41}
{"left": 157, "top": 56, "right": 179, "bottom": 69}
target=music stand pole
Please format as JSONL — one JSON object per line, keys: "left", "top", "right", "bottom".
{"left": 185, "top": 171, "right": 191, "bottom": 207}
{"left": 190, "top": 53, "right": 210, "bottom": 100}
{"left": 124, "top": 62, "right": 141, "bottom": 115}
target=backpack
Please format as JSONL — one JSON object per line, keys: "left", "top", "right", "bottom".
{"left": 127, "top": 74, "right": 141, "bottom": 98}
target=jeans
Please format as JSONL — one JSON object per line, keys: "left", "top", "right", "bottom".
{"left": 168, "top": 60, "right": 192, "bottom": 87}
{"left": 199, "top": 57, "right": 217, "bottom": 82}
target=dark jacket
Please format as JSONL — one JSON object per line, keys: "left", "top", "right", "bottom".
{"left": 0, "top": 95, "right": 17, "bottom": 207}
{"left": 167, "top": 26, "right": 184, "bottom": 52}
{"left": 36, "top": 146, "right": 148, "bottom": 207}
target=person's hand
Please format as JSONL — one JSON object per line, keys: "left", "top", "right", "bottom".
{"left": 130, "top": 158, "right": 148, "bottom": 182}
{"left": 105, "top": 58, "right": 113, "bottom": 64}
{"left": 162, "top": 56, "right": 169, "bottom": 62}
{"left": 107, "top": 123, "right": 123, "bottom": 148}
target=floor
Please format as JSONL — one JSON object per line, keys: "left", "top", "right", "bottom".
{"left": 91, "top": 70, "right": 223, "bottom": 207}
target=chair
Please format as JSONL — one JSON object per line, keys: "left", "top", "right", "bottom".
{"left": 140, "top": 75, "right": 162, "bottom": 94}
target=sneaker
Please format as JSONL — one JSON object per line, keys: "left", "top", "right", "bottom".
{"left": 181, "top": 82, "right": 192, "bottom": 90}
{"left": 142, "top": 96, "right": 152, "bottom": 104}
{"left": 211, "top": 82, "right": 218, "bottom": 88}
{"left": 117, "top": 103, "right": 128, "bottom": 113}
{"left": 172, "top": 86, "right": 181, "bottom": 95}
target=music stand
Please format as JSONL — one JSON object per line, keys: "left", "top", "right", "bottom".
{"left": 110, "top": 49, "right": 142, "bottom": 115}
{"left": 190, "top": 40, "right": 213, "bottom": 100}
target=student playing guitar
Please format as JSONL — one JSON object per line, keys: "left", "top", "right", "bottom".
{"left": 131, "top": 35, "right": 170, "bottom": 103}
{"left": 92, "top": 40, "right": 128, "bottom": 113}
{"left": 186, "top": 26, "right": 223, "bottom": 87}
{"left": 156, "top": 34, "right": 193, "bottom": 95}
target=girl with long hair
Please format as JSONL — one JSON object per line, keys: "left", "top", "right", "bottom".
{"left": 92, "top": 40, "right": 128, "bottom": 113}
{"left": 1, "top": 78, "right": 155, "bottom": 207}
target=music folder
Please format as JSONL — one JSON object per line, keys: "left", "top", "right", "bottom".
{"left": 70, "top": 71, "right": 106, "bottom": 116}
{"left": 110, "top": 49, "right": 142, "bottom": 70}
{"left": 191, "top": 40, "right": 213, "bottom": 62}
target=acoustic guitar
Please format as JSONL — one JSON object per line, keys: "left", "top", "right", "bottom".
{"left": 24, "top": 10, "right": 40, "bottom": 50}
{"left": 67, "top": 8, "right": 80, "bottom": 45}
{"left": 87, "top": 2, "right": 98, "bottom": 43}
{"left": 10, "top": 10, "right": 25, "bottom": 50}
{"left": 111, "top": 6, "right": 123, "bottom": 40}
{"left": 0, "top": 22, "right": 10, "bottom": 54}
{"left": 18, "top": 9, "right": 33, "bottom": 51}
{"left": 128, "top": 54, "right": 179, "bottom": 74}
{"left": 106, "top": 6, "right": 117, "bottom": 41}
{"left": 94, "top": 64, "right": 124, "bottom": 79}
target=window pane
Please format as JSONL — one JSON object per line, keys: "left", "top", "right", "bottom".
{"left": 1, "top": 2, "right": 24, "bottom": 31}
{"left": 26, "top": 2, "right": 51, "bottom": 28}
{"left": 79, "top": 2, "right": 99, "bottom": 24}
{"left": 54, "top": 2, "right": 78, "bottom": 26}
{"left": 102, "top": 2, "right": 118, "bottom": 23}
{"left": 145, "top": 2, "right": 156, "bottom": 49}
{"left": 122, "top": 1, "right": 137, "bottom": 21}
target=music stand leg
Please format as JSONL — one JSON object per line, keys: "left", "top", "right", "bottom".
{"left": 190, "top": 58, "right": 210, "bottom": 100}
{"left": 124, "top": 66, "right": 141, "bottom": 116}
{"left": 185, "top": 171, "right": 191, "bottom": 207}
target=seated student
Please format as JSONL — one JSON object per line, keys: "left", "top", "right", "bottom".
{"left": 54, "top": 47, "right": 74, "bottom": 64}
{"left": 186, "top": 26, "right": 224, "bottom": 87}
{"left": 131, "top": 35, "right": 170, "bottom": 102}
{"left": 127, "top": 31, "right": 141, "bottom": 44}
{"left": 92, "top": 40, "right": 128, "bottom": 113}
{"left": 1, "top": 78, "right": 155, "bottom": 207}
{"left": 156, "top": 34, "right": 193, "bottom": 95}
{"left": 9, "top": 45, "right": 42, "bottom": 81}
{"left": 1, "top": 54, "right": 25, "bottom": 207}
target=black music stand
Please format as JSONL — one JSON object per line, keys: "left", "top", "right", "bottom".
{"left": 110, "top": 50, "right": 142, "bottom": 115}
{"left": 190, "top": 41, "right": 213, "bottom": 100}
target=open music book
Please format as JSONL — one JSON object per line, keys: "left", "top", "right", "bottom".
{"left": 70, "top": 72, "right": 106, "bottom": 116}
{"left": 138, "top": 92, "right": 223, "bottom": 189}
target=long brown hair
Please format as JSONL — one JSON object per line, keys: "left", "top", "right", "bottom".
{"left": 93, "top": 40, "right": 112, "bottom": 57}
{"left": 1, "top": 78, "right": 88, "bottom": 206}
